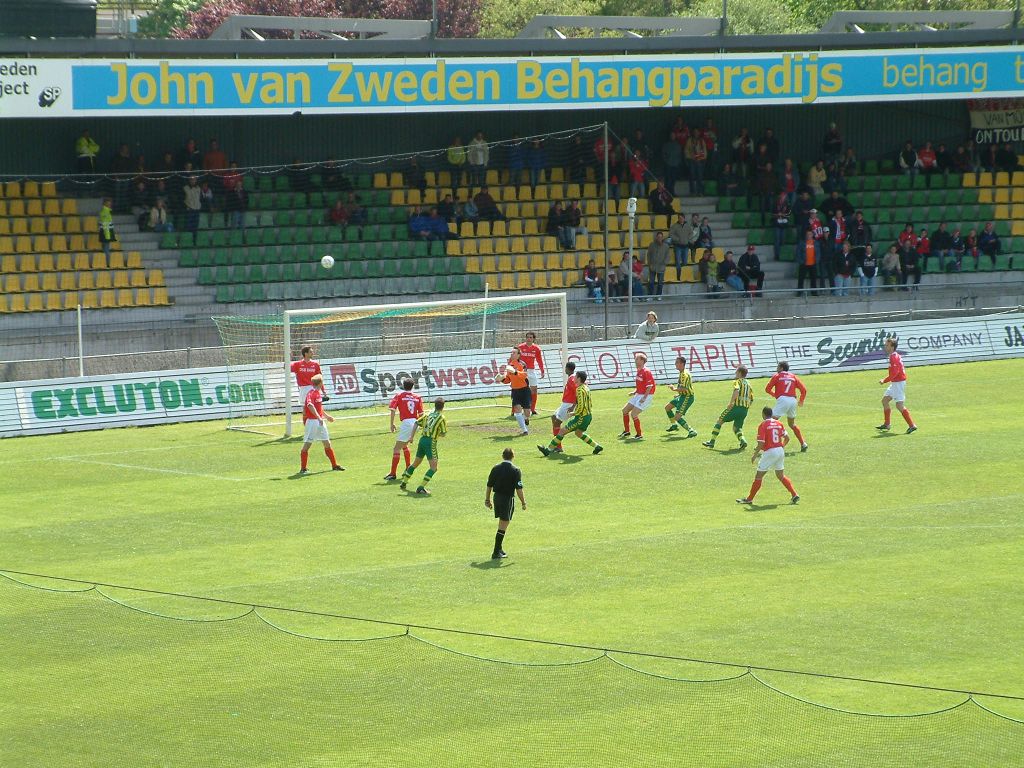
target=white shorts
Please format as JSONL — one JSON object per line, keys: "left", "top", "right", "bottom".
{"left": 526, "top": 369, "right": 540, "bottom": 388}
{"left": 298, "top": 384, "right": 314, "bottom": 404}
{"left": 303, "top": 419, "right": 330, "bottom": 442}
{"left": 772, "top": 396, "right": 798, "bottom": 420}
{"left": 396, "top": 418, "right": 418, "bottom": 443}
{"left": 554, "top": 402, "right": 575, "bottom": 422}
{"left": 757, "top": 447, "right": 785, "bottom": 472}
{"left": 627, "top": 394, "right": 653, "bottom": 412}
{"left": 884, "top": 381, "right": 907, "bottom": 402}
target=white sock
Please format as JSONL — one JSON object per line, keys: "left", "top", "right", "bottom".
{"left": 515, "top": 412, "right": 527, "bottom": 431}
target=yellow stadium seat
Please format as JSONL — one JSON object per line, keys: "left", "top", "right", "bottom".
{"left": 995, "top": 204, "right": 1010, "bottom": 220}
{"left": 4, "top": 181, "right": 21, "bottom": 198}
{"left": 533, "top": 272, "right": 548, "bottom": 289}
{"left": 4, "top": 274, "right": 21, "bottom": 292}
{"left": 16, "top": 236, "right": 33, "bottom": 253}
{"left": 44, "top": 292, "right": 61, "bottom": 312}
{"left": 91, "top": 252, "right": 108, "bottom": 270}
{"left": 1013, "top": 203, "right": 1024, "bottom": 220}
{"left": 485, "top": 169, "right": 501, "bottom": 187}
{"left": 506, "top": 237, "right": 524, "bottom": 253}
{"left": 46, "top": 217, "right": 64, "bottom": 234}
{"left": 518, "top": 202, "right": 535, "bottom": 218}
{"left": 18, "top": 254, "right": 36, "bottom": 272}
{"left": 977, "top": 171, "right": 992, "bottom": 187}
{"left": 1012, "top": 188, "right": 1024, "bottom": 203}
{"left": 79, "top": 272, "right": 96, "bottom": 290}
{"left": 491, "top": 220, "right": 507, "bottom": 237}
{"left": 423, "top": 189, "right": 439, "bottom": 205}
{"left": 23, "top": 180, "right": 39, "bottom": 198}
{"left": 0, "top": 296, "right": 9, "bottom": 313}
{"left": 995, "top": 172, "right": 1010, "bottom": 187}
{"left": 582, "top": 183, "right": 597, "bottom": 199}
{"left": 73, "top": 252, "right": 90, "bottom": 270}
{"left": 549, "top": 167, "right": 565, "bottom": 183}
{"left": 30, "top": 217, "right": 46, "bottom": 235}
{"left": 136, "top": 288, "right": 152, "bottom": 307}
{"left": 51, "top": 235, "right": 68, "bottom": 252}
{"left": 43, "top": 199, "right": 60, "bottom": 216}
{"left": 108, "top": 251, "right": 125, "bottom": 269}
{"left": 589, "top": 234, "right": 606, "bottom": 251}
{"left": 60, "top": 198, "right": 78, "bottom": 215}
{"left": 40, "top": 181, "right": 57, "bottom": 198}
{"left": 548, "top": 271, "right": 564, "bottom": 288}
{"left": 8, "top": 294, "right": 27, "bottom": 313}
{"left": 22, "top": 274, "right": 39, "bottom": 292}
{"left": 116, "top": 289, "right": 134, "bottom": 307}
{"left": 592, "top": 251, "right": 606, "bottom": 269}
{"left": 436, "top": 171, "right": 451, "bottom": 188}
{"left": 515, "top": 273, "right": 532, "bottom": 290}
{"left": 480, "top": 256, "right": 496, "bottom": 273}
{"left": 1013, "top": 171, "right": 1024, "bottom": 187}
{"left": 38, "top": 254, "right": 56, "bottom": 272}
{"left": 477, "top": 239, "right": 494, "bottom": 256}
{"left": 147, "top": 269, "right": 165, "bottom": 287}
{"left": 0, "top": 240, "right": 12, "bottom": 257}
{"left": 389, "top": 189, "right": 406, "bottom": 206}
{"left": 11, "top": 218, "right": 28, "bottom": 236}
{"left": 523, "top": 219, "right": 539, "bottom": 235}
{"left": 547, "top": 183, "right": 564, "bottom": 200}
{"left": 522, "top": 236, "right": 539, "bottom": 253}
{"left": 459, "top": 221, "right": 475, "bottom": 238}
{"left": 94, "top": 271, "right": 111, "bottom": 289}
{"left": 977, "top": 188, "right": 993, "bottom": 204}
{"left": 517, "top": 185, "right": 533, "bottom": 201}
{"left": 62, "top": 291, "right": 79, "bottom": 310}
{"left": 512, "top": 255, "right": 528, "bottom": 272}
{"left": 995, "top": 188, "right": 1010, "bottom": 204}
{"left": 55, "top": 253, "right": 72, "bottom": 271}
{"left": 0, "top": 220, "right": 7, "bottom": 236}
{"left": 64, "top": 216, "right": 81, "bottom": 234}
{"left": 26, "top": 199, "right": 43, "bottom": 217}
{"left": 460, "top": 238, "right": 477, "bottom": 255}
{"left": 492, "top": 239, "right": 509, "bottom": 255}
{"left": 464, "top": 256, "right": 480, "bottom": 273}
{"left": 545, "top": 253, "right": 561, "bottom": 270}
{"left": 476, "top": 221, "right": 491, "bottom": 237}
{"left": 499, "top": 273, "right": 514, "bottom": 291}
{"left": 506, "top": 218, "right": 523, "bottom": 236}
{"left": 131, "top": 270, "right": 148, "bottom": 288}
{"left": 81, "top": 290, "right": 99, "bottom": 309}
{"left": 1013, "top": 221, "right": 1024, "bottom": 236}
{"left": 388, "top": 172, "right": 402, "bottom": 188}
{"left": 530, "top": 254, "right": 546, "bottom": 271}
{"left": 41, "top": 273, "right": 58, "bottom": 292}
{"left": 113, "top": 271, "right": 130, "bottom": 289}
{"left": 496, "top": 254, "right": 512, "bottom": 273}
{"left": 372, "top": 172, "right": 388, "bottom": 188}
{"left": 99, "top": 290, "right": 116, "bottom": 309}
{"left": 68, "top": 235, "right": 86, "bottom": 252}
{"left": 59, "top": 272, "right": 77, "bottom": 291}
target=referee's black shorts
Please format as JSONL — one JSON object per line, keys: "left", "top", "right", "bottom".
{"left": 492, "top": 494, "right": 515, "bottom": 521}
{"left": 510, "top": 387, "right": 531, "bottom": 410}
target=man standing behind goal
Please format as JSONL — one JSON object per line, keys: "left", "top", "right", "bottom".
{"left": 291, "top": 345, "right": 323, "bottom": 406}
{"left": 485, "top": 448, "right": 526, "bottom": 559}
{"left": 300, "top": 374, "right": 344, "bottom": 474}
{"left": 385, "top": 378, "right": 423, "bottom": 480}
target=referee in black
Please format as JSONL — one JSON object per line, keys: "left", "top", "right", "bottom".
{"left": 485, "top": 448, "right": 526, "bottom": 559}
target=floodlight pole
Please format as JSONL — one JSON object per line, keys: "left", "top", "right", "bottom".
{"left": 602, "top": 122, "right": 610, "bottom": 341}
{"left": 431, "top": 0, "right": 438, "bottom": 38}
{"left": 626, "top": 197, "right": 637, "bottom": 336}
{"left": 76, "top": 303, "right": 84, "bottom": 377}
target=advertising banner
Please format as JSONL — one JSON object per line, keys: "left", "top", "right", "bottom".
{"left": 1, "top": 313, "right": 1021, "bottom": 437}
{"left": 968, "top": 97, "right": 1024, "bottom": 144}
{"left": 1, "top": 47, "right": 1022, "bottom": 118}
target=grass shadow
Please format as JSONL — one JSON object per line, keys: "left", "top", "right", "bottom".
{"left": 252, "top": 436, "right": 303, "bottom": 447}
{"left": 872, "top": 432, "right": 898, "bottom": 439}
{"left": 470, "top": 559, "right": 514, "bottom": 570}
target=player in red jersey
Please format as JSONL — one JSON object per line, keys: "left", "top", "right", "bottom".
{"left": 299, "top": 374, "right": 343, "bottom": 474}
{"left": 517, "top": 332, "right": 546, "bottom": 415}
{"left": 877, "top": 336, "right": 917, "bottom": 434}
{"left": 550, "top": 361, "right": 577, "bottom": 443}
{"left": 737, "top": 407, "right": 799, "bottom": 505}
{"left": 291, "top": 345, "right": 323, "bottom": 408}
{"left": 385, "top": 378, "right": 424, "bottom": 480}
{"left": 620, "top": 351, "right": 656, "bottom": 440}
{"left": 501, "top": 348, "right": 531, "bottom": 435}
{"left": 765, "top": 361, "right": 809, "bottom": 452}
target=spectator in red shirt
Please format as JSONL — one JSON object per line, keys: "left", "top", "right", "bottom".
{"left": 918, "top": 141, "right": 938, "bottom": 186}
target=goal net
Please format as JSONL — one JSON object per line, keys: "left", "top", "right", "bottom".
{"left": 212, "top": 292, "right": 568, "bottom": 436}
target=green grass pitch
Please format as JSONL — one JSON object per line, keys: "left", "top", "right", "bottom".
{"left": 2, "top": 359, "right": 1023, "bottom": 766}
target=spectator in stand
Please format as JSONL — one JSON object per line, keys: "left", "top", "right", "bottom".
{"left": 752, "top": 142, "right": 772, "bottom": 181}
{"left": 607, "top": 261, "right": 622, "bottom": 299}
{"left": 698, "top": 248, "right": 721, "bottom": 293}
{"left": 846, "top": 210, "right": 871, "bottom": 248}
{"left": 833, "top": 241, "right": 856, "bottom": 297}
{"left": 566, "top": 200, "right": 586, "bottom": 247}
{"left": 897, "top": 222, "right": 917, "bottom": 253}
{"left": 322, "top": 158, "right": 353, "bottom": 192}
{"left": 527, "top": 138, "right": 547, "bottom": 192}
{"left": 900, "top": 237, "right": 922, "bottom": 291}
{"left": 446, "top": 136, "right": 467, "bottom": 192}
{"left": 198, "top": 179, "right": 216, "bottom": 213}
{"left": 916, "top": 228, "right": 931, "bottom": 270}
{"left": 460, "top": 196, "right": 479, "bottom": 230}
{"left": 183, "top": 176, "right": 201, "bottom": 233}
{"left": 224, "top": 182, "right": 247, "bottom": 229}
{"left": 685, "top": 130, "right": 707, "bottom": 195}
{"left": 648, "top": 181, "right": 675, "bottom": 229}
{"left": 981, "top": 143, "right": 999, "bottom": 173}
{"left": 474, "top": 186, "right": 506, "bottom": 222}
{"left": 593, "top": 134, "right": 613, "bottom": 194}
{"left": 180, "top": 138, "right": 202, "bottom": 170}
{"left": 568, "top": 134, "right": 588, "bottom": 186}
{"left": 918, "top": 141, "right": 938, "bottom": 186}
{"left": 617, "top": 252, "right": 643, "bottom": 298}
{"left": 632, "top": 128, "right": 651, "bottom": 165}
{"left": 409, "top": 206, "right": 452, "bottom": 255}
{"left": 828, "top": 210, "right": 848, "bottom": 259}
{"left": 221, "top": 161, "right": 243, "bottom": 192}
{"left": 825, "top": 160, "right": 848, "bottom": 195}
{"left": 808, "top": 208, "right": 826, "bottom": 243}
{"left": 822, "top": 122, "right": 842, "bottom": 162}
{"left": 793, "top": 190, "right": 813, "bottom": 236}
{"left": 99, "top": 197, "right": 115, "bottom": 259}
{"left": 807, "top": 160, "right": 827, "bottom": 197}
{"left": 148, "top": 197, "right": 173, "bottom": 232}
{"left": 949, "top": 227, "right": 966, "bottom": 271}
{"left": 756, "top": 162, "right": 779, "bottom": 226}
{"left": 772, "top": 191, "right": 791, "bottom": 262}
{"left": 405, "top": 155, "right": 427, "bottom": 195}
{"left": 632, "top": 252, "right": 646, "bottom": 294}
{"left": 731, "top": 128, "right": 755, "bottom": 179}
{"left": 645, "top": 231, "right": 670, "bottom": 299}
{"left": 155, "top": 150, "right": 176, "bottom": 176}
{"left": 75, "top": 129, "right": 100, "bottom": 175}
{"left": 467, "top": 131, "right": 489, "bottom": 189}
{"left": 935, "top": 143, "right": 953, "bottom": 179}
{"left": 880, "top": 245, "right": 902, "bottom": 287}
{"left": 328, "top": 198, "right": 349, "bottom": 228}
{"left": 978, "top": 222, "right": 1002, "bottom": 267}
{"left": 779, "top": 158, "right": 800, "bottom": 207}
{"left": 426, "top": 207, "right": 455, "bottom": 253}
{"left": 628, "top": 151, "right": 649, "bottom": 199}
{"left": 109, "top": 143, "right": 135, "bottom": 213}
{"left": 613, "top": 137, "right": 631, "bottom": 191}
{"left": 898, "top": 140, "right": 920, "bottom": 177}
{"left": 929, "top": 221, "right": 953, "bottom": 272}
{"left": 952, "top": 143, "right": 975, "bottom": 176}
{"left": 964, "top": 227, "right": 980, "bottom": 268}
{"left": 760, "top": 128, "right": 780, "bottom": 166}
{"left": 703, "top": 118, "right": 720, "bottom": 175}
{"left": 996, "top": 142, "right": 1021, "bottom": 173}
{"left": 346, "top": 192, "right": 367, "bottom": 228}
{"left": 697, "top": 216, "right": 714, "bottom": 250}
{"left": 720, "top": 162, "right": 742, "bottom": 197}
{"left": 718, "top": 250, "right": 744, "bottom": 293}
{"left": 583, "top": 259, "right": 603, "bottom": 301}
{"left": 546, "top": 201, "right": 573, "bottom": 250}
{"left": 839, "top": 147, "right": 859, "bottom": 179}
{"left": 661, "top": 130, "right": 683, "bottom": 195}
{"left": 738, "top": 244, "right": 765, "bottom": 296}
{"left": 437, "top": 193, "right": 456, "bottom": 224}
{"left": 796, "top": 230, "right": 821, "bottom": 296}
{"left": 856, "top": 244, "right": 877, "bottom": 296}
{"left": 687, "top": 212, "right": 702, "bottom": 263}
{"left": 668, "top": 212, "right": 692, "bottom": 275}
{"left": 203, "top": 138, "right": 228, "bottom": 182}
{"left": 131, "top": 177, "right": 149, "bottom": 219}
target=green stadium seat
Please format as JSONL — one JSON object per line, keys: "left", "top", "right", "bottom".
{"left": 395, "top": 241, "right": 413, "bottom": 259}
{"left": 704, "top": 180, "right": 718, "bottom": 196}
{"left": 198, "top": 267, "right": 214, "bottom": 285}
{"left": 911, "top": 174, "right": 928, "bottom": 190}
{"left": 265, "top": 282, "right": 284, "bottom": 301}
{"left": 244, "top": 228, "right": 262, "bottom": 247}
{"left": 264, "top": 228, "right": 280, "bottom": 246}
{"left": 864, "top": 160, "right": 879, "bottom": 175}
{"left": 231, "top": 284, "right": 250, "bottom": 302}
{"left": 995, "top": 221, "right": 1011, "bottom": 238}
{"left": 228, "top": 265, "right": 247, "bottom": 283}
{"left": 257, "top": 176, "right": 274, "bottom": 192}
{"left": 308, "top": 192, "right": 324, "bottom": 209}
{"left": 228, "top": 230, "right": 244, "bottom": 248}
{"left": 275, "top": 211, "right": 294, "bottom": 227}
{"left": 298, "top": 262, "right": 316, "bottom": 281}
{"left": 413, "top": 241, "right": 430, "bottom": 258}
{"left": 862, "top": 176, "right": 880, "bottom": 192}
{"left": 264, "top": 263, "right": 282, "bottom": 282}
{"left": 274, "top": 176, "right": 289, "bottom": 192}
{"left": 179, "top": 250, "right": 197, "bottom": 268}
{"left": 211, "top": 266, "right": 228, "bottom": 284}
{"left": 878, "top": 176, "right": 897, "bottom": 192}
{"left": 179, "top": 231, "right": 195, "bottom": 248}
{"left": 942, "top": 173, "right": 962, "bottom": 189}
{"left": 208, "top": 230, "right": 226, "bottom": 248}
{"left": 299, "top": 281, "right": 317, "bottom": 300}
{"left": 283, "top": 282, "right": 301, "bottom": 301}
{"left": 466, "top": 274, "right": 484, "bottom": 292}
{"left": 382, "top": 260, "right": 399, "bottom": 279}
{"left": 196, "top": 249, "right": 215, "bottom": 267}
{"left": 293, "top": 192, "right": 307, "bottom": 208}
{"left": 249, "top": 264, "right": 265, "bottom": 283}
{"left": 249, "top": 283, "right": 266, "bottom": 302}
{"left": 243, "top": 176, "right": 257, "bottom": 192}
{"left": 216, "top": 284, "right": 232, "bottom": 302}
{"left": 280, "top": 263, "right": 297, "bottom": 282}
{"left": 159, "top": 232, "right": 177, "bottom": 249}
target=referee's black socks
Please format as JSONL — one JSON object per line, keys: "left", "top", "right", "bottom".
{"left": 493, "top": 529, "right": 505, "bottom": 555}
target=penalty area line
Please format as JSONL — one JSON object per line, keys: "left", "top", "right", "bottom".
{"left": 56, "top": 457, "right": 246, "bottom": 482}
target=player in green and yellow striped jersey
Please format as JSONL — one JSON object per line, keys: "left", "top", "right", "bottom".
{"left": 703, "top": 366, "right": 754, "bottom": 450}
{"left": 665, "top": 356, "right": 698, "bottom": 437}
{"left": 538, "top": 371, "right": 603, "bottom": 457}
{"left": 400, "top": 398, "right": 447, "bottom": 495}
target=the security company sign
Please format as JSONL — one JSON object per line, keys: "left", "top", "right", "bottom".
{"left": 1, "top": 313, "right": 1020, "bottom": 437}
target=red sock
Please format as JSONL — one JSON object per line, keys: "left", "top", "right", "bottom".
{"left": 531, "top": 390, "right": 538, "bottom": 412}
{"left": 325, "top": 446, "right": 338, "bottom": 467}
{"left": 632, "top": 417, "right": 642, "bottom": 437}
{"left": 622, "top": 413, "right": 630, "bottom": 432}
{"left": 403, "top": 446, "right": 411, "bottom": 467}
{"left": 901, "top": 409, "right": 915, "bottom": 427}
{"left": 791, "top": 424, "right": 805, "bottom": 444}
{"left": 390, "top": 453, "right": 400, "bottom": 475}
{"left": 748, "top": 477, "right": 763, "bottom": 500}
{"left": 781, "top": 476, "right": 797, "bottom": 496}
{"left": 552, "top": 423, "right": 560, "bottom": 436}
{"left": 882, "top": 407, "right": 892, "bottom": 426}
{"left": 300, "top": 449, "right": 309, "bottom": 470}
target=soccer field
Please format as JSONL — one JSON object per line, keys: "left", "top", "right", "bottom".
{"left": 2, "top": 358, "right": 1023, "bottom": 766}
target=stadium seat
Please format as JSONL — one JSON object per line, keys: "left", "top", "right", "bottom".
{"left": 153, "top": 288, "right": 171, "bottom": 305}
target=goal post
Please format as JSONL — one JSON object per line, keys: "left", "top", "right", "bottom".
{"left": 213, "top": 292, "right": 568, "bottom": 437}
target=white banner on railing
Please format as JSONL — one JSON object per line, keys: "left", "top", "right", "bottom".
{"left": 2, "top": 313, "right": 1022, "bottom": 437}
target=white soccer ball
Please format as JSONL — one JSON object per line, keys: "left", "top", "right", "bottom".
{"left": 320, "top": 254, "right": 335, "bottom": 269}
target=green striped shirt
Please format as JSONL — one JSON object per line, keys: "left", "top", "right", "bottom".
{"left": 677, "top": 370, "right": 693, "bottom": 397}
{"left": 733, "top": 378, "right": 754, "bottom": 408}
{"left": 574, "top": 384, "right": 593, "bottom": 417}
{"left": 417, "top": 411, "right": 447, "bottom": 440}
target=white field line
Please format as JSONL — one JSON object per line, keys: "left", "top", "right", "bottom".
{"left": 0, "top": 443, "right": 217, "bottom": 466}
{"left": 55, "top": 456, "right": 245, "bottom": 482}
